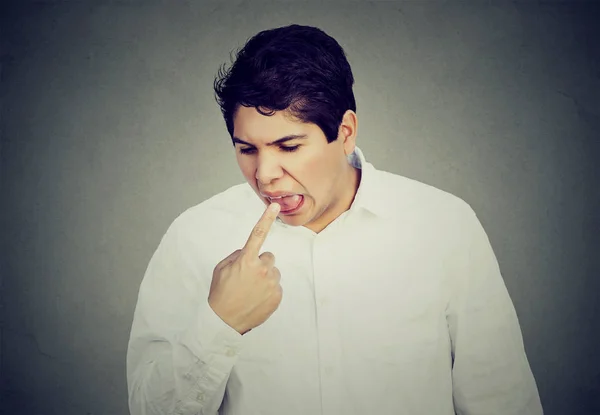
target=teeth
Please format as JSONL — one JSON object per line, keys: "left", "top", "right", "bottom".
{"left": 267, "top": 194, "right": 293, "bottom": 200}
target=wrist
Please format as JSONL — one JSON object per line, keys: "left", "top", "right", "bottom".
{"left": 207, "top": 299, "right": 246, "bottom": 335}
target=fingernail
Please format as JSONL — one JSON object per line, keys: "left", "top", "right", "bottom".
{"left": 270, "top": 203, "right": 280, "bottom": 212}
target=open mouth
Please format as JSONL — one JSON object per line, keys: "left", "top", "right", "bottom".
{"left": 266, "top": 194, "right": 304, "bottom": 214}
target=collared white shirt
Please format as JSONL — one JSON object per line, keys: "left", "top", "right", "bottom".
{"left": 127, "top": 147, "right": 543, "bottom": 415}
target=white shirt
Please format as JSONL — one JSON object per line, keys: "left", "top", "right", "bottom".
{"left": 127, "top": 147, "right": 543, "bottom": 415}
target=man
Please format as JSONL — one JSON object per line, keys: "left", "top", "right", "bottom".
{"left": 127, "top": 24, "right": 543, "bottom": 415}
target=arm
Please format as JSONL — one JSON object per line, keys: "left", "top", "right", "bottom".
{"left": 126, "top": 217, "right": 242, "bottom": 415}
{"left": 447, "top": 205, "right": 543, "bottom": 415}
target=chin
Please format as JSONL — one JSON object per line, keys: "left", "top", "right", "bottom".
{"left": 279, "top": 215, "right": 305, "bottom": 226}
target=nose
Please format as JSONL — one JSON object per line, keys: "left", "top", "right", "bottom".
{"left": 255, "top": 151, "right": 284, "bottom": 186}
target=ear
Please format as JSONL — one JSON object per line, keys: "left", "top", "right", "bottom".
{"left": 338, "top": 109, "right": 358, "bottom": 156}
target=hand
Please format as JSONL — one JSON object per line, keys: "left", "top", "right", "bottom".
{"left": 208, "top": 203, "right": 282, "bottom": 335}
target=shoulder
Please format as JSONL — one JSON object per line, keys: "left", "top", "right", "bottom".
{"left": 374, "top": 168, "right": 475, "bottom": 221}
{"left": 372, "top": 168, "right": 487, "bottom": 257}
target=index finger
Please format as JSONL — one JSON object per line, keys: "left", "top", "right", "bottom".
{"left": 242, "top": 203, "right": 280, "bottom": 256}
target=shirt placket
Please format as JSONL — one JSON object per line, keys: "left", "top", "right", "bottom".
{"left": 312, "top": 232, "right": 343, "bottom": 415}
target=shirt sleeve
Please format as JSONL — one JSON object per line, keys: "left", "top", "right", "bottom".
{"left": 126, "top": 215, "right": 243, "bottom": 415}
{"left": 446, "top": 205, "right": 544, "bottom": 415}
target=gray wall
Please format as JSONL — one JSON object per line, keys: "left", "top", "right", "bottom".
{"left": 1, "top": 1, "right": 598, "bottom": 414}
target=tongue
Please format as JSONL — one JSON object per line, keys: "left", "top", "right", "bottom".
{"left": 274, "top": 194, "right": 302, "bottom": 211}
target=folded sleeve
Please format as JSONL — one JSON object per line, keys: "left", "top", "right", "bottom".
{"left": 446, "top": 205, "right": 544, "bottom": 415}
{"left": 126, "top": 215, "right": 242, "bottom": 415}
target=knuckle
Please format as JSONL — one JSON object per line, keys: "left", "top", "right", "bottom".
{"left": 252, "top": 226, "right": 267, "bottom": 239}
{"left": 260, "top": 252, "right": 275, "bottom": 264}
{"left": 258, "top": 265, "right": 270, "bottom": 276}
{"left": 267, "top": 275, "right": 279, "bottom": 288}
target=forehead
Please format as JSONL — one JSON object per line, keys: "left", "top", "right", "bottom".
{"left": 233, "top": 106, "right": 316, "bottom": 142}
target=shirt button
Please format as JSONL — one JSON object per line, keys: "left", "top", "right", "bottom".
{"left": 319, "top": 297, "right": 330, "bottom": 307}
{"left": 225, "top": 346, "right": 237, "bottom": 357}
{"left": 196, "top": 391, "right": 205, "bottom": 402}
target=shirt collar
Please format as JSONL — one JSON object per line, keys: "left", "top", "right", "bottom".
{"left": 346, "top": 146, "right": 391, "bottom": 219}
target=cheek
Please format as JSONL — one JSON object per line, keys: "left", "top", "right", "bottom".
{"left": 300, "top": 153, "right": 332, "bottom": 195}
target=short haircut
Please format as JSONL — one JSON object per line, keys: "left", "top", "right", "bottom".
{"left": 213, "top": 24, "right": 356, "bottom": 144}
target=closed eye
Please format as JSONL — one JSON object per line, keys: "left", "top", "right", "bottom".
{"left": 239, "top": 145, "right": 301, "bottom": 155}
{"left": 280, "top": 145, "right": 300, "bottom": 153}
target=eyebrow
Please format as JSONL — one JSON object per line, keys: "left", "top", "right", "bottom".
{"left": 232, "top": 134, "right": 308, "bottom": 147}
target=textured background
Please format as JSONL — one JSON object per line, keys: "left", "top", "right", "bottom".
{"left": 1, "top": 1, "right": 598, "bottom": 414}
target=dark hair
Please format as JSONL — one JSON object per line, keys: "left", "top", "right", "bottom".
{"left": 213, "top": 24, "right": 356, "bottom": 144}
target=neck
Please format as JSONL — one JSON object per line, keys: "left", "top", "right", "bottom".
{"left": 305, "top": 163, "right": 362, "bottom": 234}
{"left": 347, "top": 165, "right": 362, "bottom": 207}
